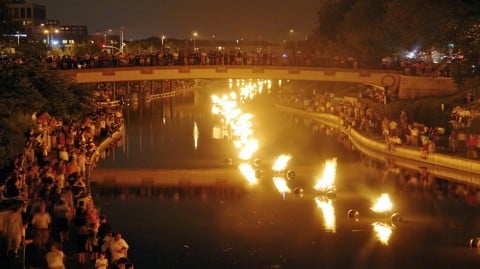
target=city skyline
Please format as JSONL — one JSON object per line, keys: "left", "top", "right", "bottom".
{"left": 35, "top": 0, "right": 320, "bottom": 41}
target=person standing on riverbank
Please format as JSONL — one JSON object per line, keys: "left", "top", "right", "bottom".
{"left": 110, "top": 232, "right": 129, "bottom": 264}
{"left": 31, "top": 202, "right": 51, "bottom": 250}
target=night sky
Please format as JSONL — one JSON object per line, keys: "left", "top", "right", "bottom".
{"left": 34, "top": 0, "right": 320, "bottom": 42}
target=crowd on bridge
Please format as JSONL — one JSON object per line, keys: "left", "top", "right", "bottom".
{"left": 0, "top": 104, "right": 133, "bottom": 269}
{"left": 0, "top": 48, "right": 453, "bottom": 78}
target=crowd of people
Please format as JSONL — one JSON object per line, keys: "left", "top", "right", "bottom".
{"left": 399, "top": 59, "right": 451, "bottom": 77}
{"left": 0, "top": 48, "right": 455, "bottom": 78}
{"left": 0, "top": 105, "right": 132, "bottom": 268}
{"left": 279, "top": 88, "right": 480, "bottom": 206}
{"left": 278, "top": 85, "right": 480, "bottom": 161}
{"left": 94, "top": 79, "right": 196, "bottom": 103}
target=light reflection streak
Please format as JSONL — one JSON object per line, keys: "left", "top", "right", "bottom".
{"left": 273, "top": 176, "right": 291, "bottom": 193}
{"left": 314, "top": 196, "right": 336, "bottom": 233}
{"left": 238, "top": 163, "right": 258, "bottom": 185}
{"left": 211, "top": 79, "right": 271, "bottom": 185}
{"left": 372, "top": 222, "right": 393, "bottom": 245}
{"left": 193, "top": 121, "right": 199, "bottom": 150}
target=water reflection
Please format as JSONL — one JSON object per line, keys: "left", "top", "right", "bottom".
{"left": 314, "top": 196, "right": 336, "bottom": 233}
{"left": 193, "top": 121, "right": 199, "bottom": 150}
{"left": 372, "top": 222, "right": 393, "bottom": 245}
{"left": 92, "top": 184, "right": 246, "bottom": 201}
{"left": 272, "top": 176, "right": 291, "bottom": 194}
{"left": 238, "top": 163, "right": 258, "bottom": 185}
{"left": 94, "top": 81, "right": 480, "bottom": 268}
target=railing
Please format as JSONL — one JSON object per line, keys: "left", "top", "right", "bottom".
{"left": 275, "top": 104, "right": 480, "bottom": 186}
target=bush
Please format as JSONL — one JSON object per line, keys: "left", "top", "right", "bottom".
{"left": 0, "top": 114, "right": 35, "bottom": 170}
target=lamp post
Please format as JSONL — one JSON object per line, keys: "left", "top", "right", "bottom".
{"left": 193, "top": 32, "right": 198, "bottom": 52}
{"left": 289, "top": 29, "right": 295, "bottom": 65}
{"left": 161, "top": 35, "right": 166, "bottom": 49}
{"left": 120, "top": 27, "right": 125, "bottom": 53}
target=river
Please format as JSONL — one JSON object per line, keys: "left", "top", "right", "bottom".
{"left": 93, "top": 79, "right": 480, "bottom": 268}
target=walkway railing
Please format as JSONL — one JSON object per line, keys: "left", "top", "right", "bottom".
{"left": 275, "top": 104, "right": 480, "bottom": 186}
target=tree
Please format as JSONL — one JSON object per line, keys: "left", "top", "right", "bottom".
{"left": 338, "top": 0, "right": 391, "bottom": 65}
{"left": 384, "top": 0, "right": 453, "bottom": 50}
{"left": 0, "top": 58, "right": 94, "bottom": 170}
{"left": 314, "top": 0, "right": 356, "bottom": 43}
{"left": 312, "top": 0, "right": 480, "bottom": 81}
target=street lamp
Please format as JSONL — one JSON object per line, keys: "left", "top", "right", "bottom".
{"left": 161, "top": 35, "right": 166, "bottom": 49}
{"left": 193, "top": 32, "right": 198, "bottom": 52}
{"left": 120, "top": 26, "right": 125, "bottom": 53}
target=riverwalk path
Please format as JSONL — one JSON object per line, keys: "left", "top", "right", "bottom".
{"left": 275, "top": 103, "right": 480, "bottom": 187}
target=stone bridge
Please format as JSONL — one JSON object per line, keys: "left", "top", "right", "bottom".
{"left": 64, "top": 66, "right": 457, "bottom": 99}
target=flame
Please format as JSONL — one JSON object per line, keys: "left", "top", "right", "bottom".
{"left": 238, "top": 163, "right": 258, "bottom": 185}
{"left": 314, "top": 158, "right": 337, "bottom": 191}
{"left": 371, "top": 193, "right": 393, "bottom": 213}
{"left": 273, "top": 177, "right": 291, "bottom": 193}
{"left": 272, "top": 155, "right": 291, "bottom": 172}
{"left": 314, "top": 197, "right": 336, "bottom": 233}
{"left": 372, "top": 222, "right": 393, "bottom": 245}
{"left": 238, "top": 139, "right": 259, "bottom": 160}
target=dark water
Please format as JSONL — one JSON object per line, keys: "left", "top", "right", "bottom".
{"left": 94, "top": 82, "right": 480, "bottom": 268}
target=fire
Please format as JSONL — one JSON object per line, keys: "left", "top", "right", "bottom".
{"left": 238, "top": 163, "right": 258, "bottom": 185}
{"left": 372, "top": 222, "right": 393, "bottom": 245}
{"left": 314, "top": 197, "right": 336, "bottom": 233}
{"left": 272, "top": 155, "right": 291, "bottom": 172}
{"left": 314, "top": 158, "right": 337, "bottom": 191}
{"left": 273, "top": 177, "right": 291, "bottom": 193}
{"left": 371, "top": 193, "right": 393, "bottom": 213}
{"left": 238, "top": 139, "right": 259, "bottom": 160}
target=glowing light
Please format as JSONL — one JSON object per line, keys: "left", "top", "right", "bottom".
{"left": 238, "top": 163, "right": 258, "bottom": 185}
{"left": 315, "top": 196, "right": 336, "bottom": 233}
{"left": 238, "top": 139, "right": 259, "bottom": 160}
{"left": 372, "top": 222, "right": 393, "bottom": 245}
{"left": 314, "top": 158, "right": 337, "bottom": 191}
{"left": 273, "top": 176, "right": 291, "bottom": 193}
{"left": 193, "top": 121, "right": 199, "bottom": 150}
{"left": 371, "top": 193, "right": 393, "bottom": 213}
{"left": 272, "top": 154, "right": 291, "bottom": 172}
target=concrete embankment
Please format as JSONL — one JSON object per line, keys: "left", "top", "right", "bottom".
{"left": 276, "top": 104, "right": 480, "bottom": 187}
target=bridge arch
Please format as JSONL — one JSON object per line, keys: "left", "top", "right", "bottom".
{"left": 65, "top": 66, "right": 398, "bottom": 89}
{"left": 64, "top": 66, "right": 457, "bottom": 99}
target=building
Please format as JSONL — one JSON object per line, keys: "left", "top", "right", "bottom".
{"left": 43, "top": 20, "right": 88, "bottom": 47}
{"left": 3, "top": 1, "right": 88, "bottom": 47}
{"left": 4, "top": 0, "right": 46, "bottom": 34}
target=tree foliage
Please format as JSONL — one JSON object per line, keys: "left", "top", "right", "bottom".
{"left": 0, "top": 59, "right": 93, "bottom": 117}
{"left": 0, "top": 56, "right": 94, "bottom": 170}
{"left": 313, "top": 0, "right": 480, "bottom": 76}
